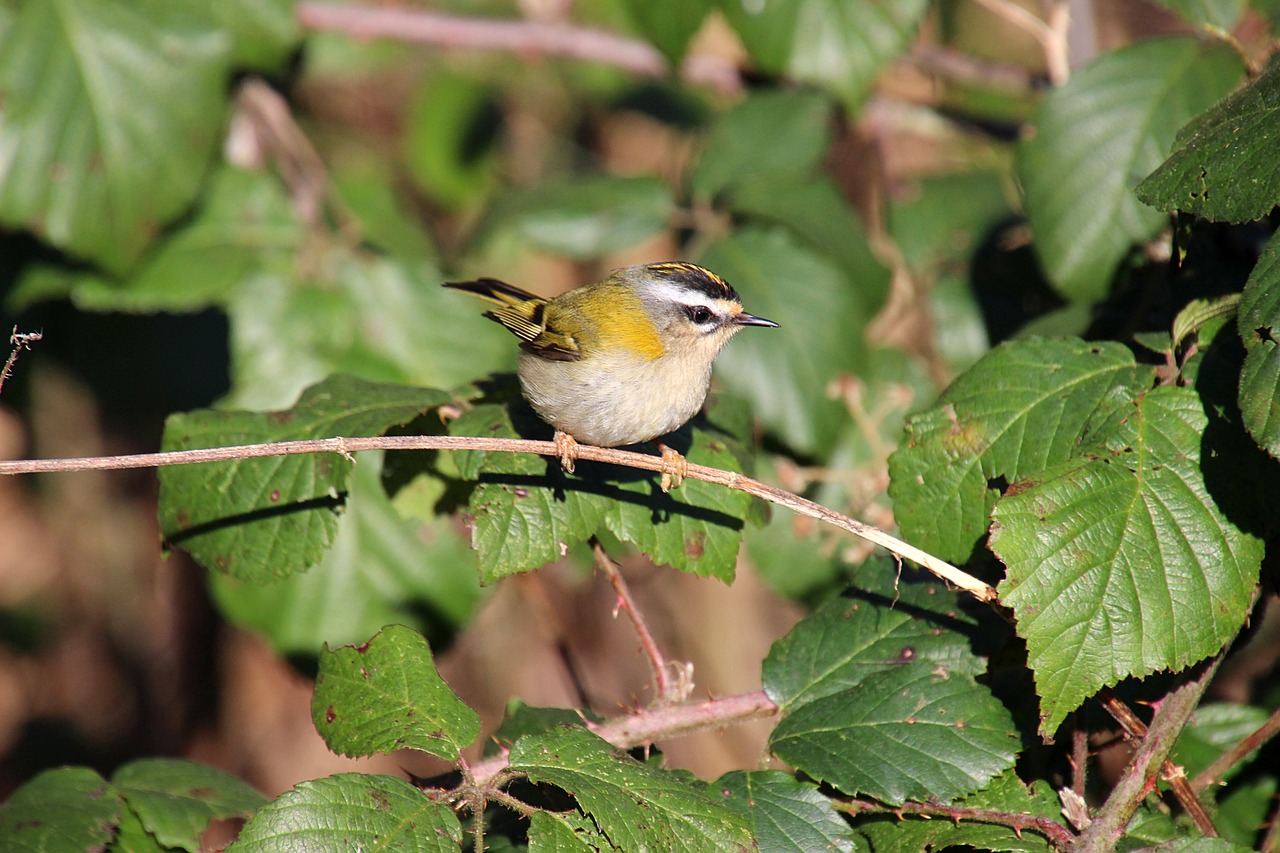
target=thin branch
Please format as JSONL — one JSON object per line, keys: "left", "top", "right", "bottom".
{"left": 1097, "top": 689, "right": 1217, "bottom": 837}
{"left": 295, "top": 2, "right": 742, "bottom": 93}
{"left": 0, "top": 328, "right": 42, "bottom": 397}
{"left": 1191, "top": 704, "right": 1280, "bottom": 793}
{"left": 0, "top": 434, "right": 998, "bottom": 602}
{"left": 1080, "top": 659, "right": 1226, "bottom": 849}
{"left": 969, "top": 0, "right": 1070, "bottom": 85}
{"left": 837, "top": 796, "right": 1076, "bottom": 851}
{"left": 591, "top": 539, "right": 688, "bottom": 704}
{"left": 468, "top": 689, "right": 779, "bottom": 786}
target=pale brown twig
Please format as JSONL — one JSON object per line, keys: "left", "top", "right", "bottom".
{"left": 468, "top": 689, "right": 779, "bottom": 786}
{"left": 1191, "top": 704, "right": 1280, "bottom": 793}
{"left": 295, "top": 2, "right": 742, "bottom": 93}
{"left": 0, "top": 434, "right": 998, "bottom": 602}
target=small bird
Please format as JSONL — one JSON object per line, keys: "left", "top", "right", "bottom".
{"left": 445, "top": 262, "right": 777, "bottom": 490}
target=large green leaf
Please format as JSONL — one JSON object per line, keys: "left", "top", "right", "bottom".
{"left": 0, "top": 0, "right": 232, "bottom": 273}
{"left": 209, "top": 458, "right": 483, "bottom": 656}
{"left": 718, "top": 0, "right": 929, "bottom": 109}
{"left": 690, "top": 90, "right": 833, "bottom": 199}
{"left": 1238, "top": 229, "right": 1280, "bottom": 457}
{"left": 228, "top": 774, "right": 461, "bottom": 852}
{"left": 0, "top": 767, "right": 123, "bottom": 851}
{"left": 1018, "top": 37, "right": 1243, "bottom": 300}
{"left": 716, "top": 770, "right": 860, "bottom": 853}
{"left": 1138, "top": 53, "right": 1280, "bottom": 223}
{"left": 312, "top": 625, "right": 480, "bottom": 761}
{"left": 703, "top": 226, "right": 870, "bottom": 456}
{"left": 620, "top": 0, "right": 712, "bottom": 63}
{"left": 509, "top": 727, "right": 754, "bottom": 851}
{"left": 887, "top": 337, "right": 1149, "bottom": 563}
{"left": 159, "top": 375, "right": 450, "bottom": 581}
{"left": 769, "top": 665, "right": 1019, "bottom": 806}
{"left": 763, "top": 572, "right": 985, "bottom": 710}
{"left": 724, "top": 176, "right": 890, "bottom": 316}
{"left": 229, "top": 248, "right": 512, "bottom": 410}
{"left": 992, "top": 386, "right": 1264, "bottom": 736}
{"left": 1152, "top": 0, "right": 1246, "bottom": 28}
{"left": 111, "top": 759, "right": 266, "bottom": 853}
{"left": 9, "top": 167, "right": 302, "bottom": 313}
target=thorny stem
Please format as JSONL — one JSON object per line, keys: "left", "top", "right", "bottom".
{"left": 590, "top": 539, "right": 683, "bottom": 704}
{"left": 1096, "top": 689, "right": 1217, "bottom": 837}
{"left": 1079, "top": 658, "right": 1227, "bottom": 849}
{"left": 0, "top": 434, "right": 998, "bottom": 602}
{"left": 837, "top": 796, "right": 1077, "bottom": 850}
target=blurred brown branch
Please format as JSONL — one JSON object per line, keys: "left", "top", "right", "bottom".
{"left": 295, "top": 2, "right": 743, "bottom": 93}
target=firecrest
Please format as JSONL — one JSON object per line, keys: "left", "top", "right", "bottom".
{"left": 445, "top": 262, "right": 777, "bottom": 490}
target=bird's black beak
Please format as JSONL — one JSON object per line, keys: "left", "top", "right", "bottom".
{"left": 734, "top": 312, "right": 779, "bottom": 328}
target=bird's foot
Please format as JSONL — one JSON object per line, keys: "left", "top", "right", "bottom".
{"left": 553, "top": 430, "right": 579, "bottom": 474}
{"left": 656, "top": 442, "right": 687, "bottom": 492}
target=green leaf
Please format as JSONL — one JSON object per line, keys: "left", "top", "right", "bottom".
{"left": 1170, "top": 703, "right": 1270, "bottom": 784}
{"left": 209, "top": 458, "right": 483, "bottom": 656}
{"left": 452, "top": 399, "right": 752, "bottom": 581}
{"left": 724, "top": 176, "right": 890, "bottom": 315}
{"left": 703, "top": 226, "right": 870, "bottom": 455}
{"left": 1019, "top": 37, "right": 1243, "bottom": 300}
{"left": 480, "top": 175, "right": 673, "bottom": 259}
{"left": 10, "top": 167, "right": 303, "bottom": 313}
{"left": 718, "top": 0, "right": 929, "bottom": 110}
{"left": 313, "top": 625, "right": 480, "bottom": 761}
{"left": 228, "top": 773, "right": 462, "bottom": 852}
{"left": 509, "top": 727, "right": 754, "bottom": 851}
{"left": 715, "top": 770, "right": 859, "bottom": 853}
{"left": 856, "top": 770, "right": 1059, "bottom": 852}
{"left": 0, "top": 0, "right": 232, "bottom": 273}
{"left": 403, "top": 71, "right": 502, "bottom": 210}
{"left": 992, "top": 386, "right": 1264, "bottom": 736}
{"left": 111, "top": 759, "right": 266, "bottom": 853}
{"left": 229, "top": 248, "right": 513, "bottom": 410}
{"left": 620, "top": 0, "right": 712, "bottom": 64}
{"left": 159, "top": 375, "right": 450, "bottom": 581}
{"left": 889, "top": 170, "right": 1015, "bottom": 272}
{"left": 451, "top": 403, "right": 609, "bottom": 581}
{"left": 769, "top": 665, "right": 1019, "bottom": 806}
{"left": 211, "top": 0, "right": 299, "bottom": 69}
{"left": 1137, "top": 53, "right": 1280, "bottom": 223}
{"left": 763, "top": 572, "right": 985, "bottom": 710}
{"left": 1151, "top": 0, "right": 1246, "bottom": 29}
{"left": 0, "top": 766, "right": 123, "bottom": 851}
{"left": 690, "top": 90, "right": 833, "bottom": 198}
{"left": 1238, "top": 229, "right": 1280, "bottom": 456}
{"left": 528, "top": 810, "right": 614, "bottom": 851}
{"left": 601, "top": 424, "right": 753, "bottom": 581}
{"left": 887, "top": 337, "right": 1149, "bottom": 563}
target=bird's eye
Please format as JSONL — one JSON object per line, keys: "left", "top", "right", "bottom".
{"left": 684, "top": 305, "right": 714, "bottom": 325}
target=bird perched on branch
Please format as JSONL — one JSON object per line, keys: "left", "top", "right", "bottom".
{"left": 446, "top": 262, "right": 777, "bottom": 490}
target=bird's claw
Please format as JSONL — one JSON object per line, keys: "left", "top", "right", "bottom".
{"left": 657, "top": 443, "right": 687, "bottom": 492}
{"left": 554, "top": 430, "right": 579, "bottom": 473}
